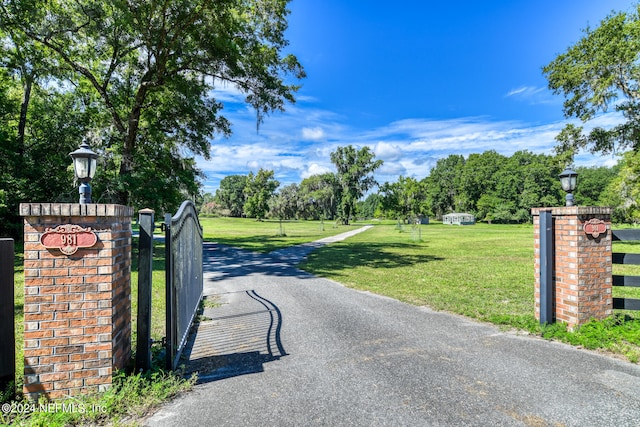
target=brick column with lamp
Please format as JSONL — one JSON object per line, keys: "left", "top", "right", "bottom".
{"left": 20, "top": 203, "right": 133, "bottom": 400}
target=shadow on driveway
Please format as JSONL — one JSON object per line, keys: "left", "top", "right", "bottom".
{"left": 201, "top": 242, "right": 328, "bottom": 283}
{"left": 181, "top": 289, "right": 286, "bottom": 384}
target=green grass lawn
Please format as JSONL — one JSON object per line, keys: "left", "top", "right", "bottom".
{"left": 130, "top": 240, "right": 167, "bottom": 347}
{"left": 301, "top": 222, "right": 536, "bottom": 328}
{"left": 12, "top": 243, "right": 24, "bottom": 394}
{"left": 200, "top": 216, "right": 360, "bottom": 253}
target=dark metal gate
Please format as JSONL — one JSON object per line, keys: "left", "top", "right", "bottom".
{"left": 164, "top": 201, "right": 203, "bottom": 370}
{"left": 0, "top": 238, "right": 15, "bottom": 393}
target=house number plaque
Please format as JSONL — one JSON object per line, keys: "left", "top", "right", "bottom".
{"left": 583, "top": 218, "right": 607, "bottom": 239}
{"left": 40, "top": 224, "right": 97, "bottom": 255}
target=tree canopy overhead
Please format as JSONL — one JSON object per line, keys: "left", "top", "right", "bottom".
{"left": 0, "top": 0, "right": 304, "bottom": 208}
{"left": 543, "top": 4, "right": 640, "bottom": 157}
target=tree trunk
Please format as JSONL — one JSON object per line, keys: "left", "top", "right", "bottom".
{"left": 117, "top": 93, "right": 146, "bottom": 206}
{"left": 17, "top": 74, "right": 33, "bottom": 156}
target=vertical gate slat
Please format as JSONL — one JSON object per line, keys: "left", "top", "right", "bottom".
{"left": 164, "top": 213, "right": 174, "bottom": 371}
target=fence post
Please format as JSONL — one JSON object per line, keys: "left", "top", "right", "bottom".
{"left": 0, "top": 238, "right": 15, "bottom": 394}
{"left": 135, "top": 209, "right": 154, "bottom": 372}
{"left": 164, "top": 213, "right": 173, "bottom": 371}
{"left": 539, "top": 211, "right": 554, "bottom": 325}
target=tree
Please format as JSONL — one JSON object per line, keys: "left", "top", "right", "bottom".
{"left": 515, "top": 151, "right": 562, "bottom": 212}
{"left": 574, "top": 165, "right": 619, "bottom": 206}
{"left": 421, "top": 150, "right": 567, "bottom": 224}
{"left": 490, "top": 151, "right": 562, "bottom": 222}
{"left": 358, "top": 193, "right": 382, "bottom": 219}
{"left": 379, "top": 176, "right": 426, "bottom": 221}
{"left": 599, "top": 152, "right": 640, "bottom": 223}
{"left": 330, "top": 145, "right": 383, "bottom": 225}
{"left": 299, "top": 173, "right": 340, "bottom": 220}
{"left": 476, "top": 193, "right": 501, "bottom": 223}
{"left": 0, "top": 69, "right": 19, "bottom": 236}
{"left": 269, "top": 183, "right": 302, "bottom": 220}
{"left": 198, "top": 192, "right": 220, "bottom": 215}
{"left": 460, "top": 150, "right": 506, "bottom": 212}
{"left": 424, "top": 154, "right": 465, "bottom": 219}
{"left": 0, "top": 0, "right": 305, "bottom": 208}
{"left": 216, "top": 175, "right": 248, "bottom": 217}
{"left": 0, "top": 70, "right": 89, "bottom": 237}
{"left": 243, "top": 169, "right": 279, "bottom": 220}
{"left": 543, "top": 6, "right": 640, "bottom": 157}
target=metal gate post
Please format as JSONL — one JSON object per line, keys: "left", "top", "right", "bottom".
{"left": 0, "top": 238, "right": 15, "bottom": 394}
{"left": 539, "top": 210, "right": 554, "bottom": 325}
{"left": 164, "top": 213, "right": 174, "bottom": 371}
{"left": 135, "top": 209, "right": 154, "bottom": 372}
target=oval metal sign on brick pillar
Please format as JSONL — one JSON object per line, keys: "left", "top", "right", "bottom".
{"left": 583, "top": 218, "right": 607, "bottom": 238}
{"left": 40, "top": 224, "right": 97, "bottom": 255}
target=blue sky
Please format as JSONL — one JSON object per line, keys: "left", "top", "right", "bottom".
{"left": 200, "top": 0, "right": 636, "bottom": 194}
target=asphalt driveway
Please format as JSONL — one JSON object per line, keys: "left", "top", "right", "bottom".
{"left": 146, "top": 228, "right": 640, "bottom": 426}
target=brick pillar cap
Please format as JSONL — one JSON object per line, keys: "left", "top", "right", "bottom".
{"left": 531, "top": 206, "right": 611, "bottom": 216}
{"left": 20, "top": 203, "right": 134, "bottom": 217}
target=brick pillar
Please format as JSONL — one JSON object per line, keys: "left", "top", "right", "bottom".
{"left": 20, "top": 203, "right": 133, "bottom": 400}
{"left": 532, "top": 206, "right": 613, "bottom": 329}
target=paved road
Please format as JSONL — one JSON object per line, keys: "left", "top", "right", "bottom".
{"left": 147, "top": 227, "right": 640, "bottom": 426}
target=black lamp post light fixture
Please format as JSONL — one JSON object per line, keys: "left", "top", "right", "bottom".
{"left": 69, "top": 140, "right": 98, "bottom": 204}
{"left": 559, "top": 167, "right": 578, "bottom": 207}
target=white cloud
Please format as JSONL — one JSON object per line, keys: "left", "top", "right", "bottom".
{"left": 301, "top": 163, "right": 333, "bottom": 179}
{"left": 506, "top": 86, "right": 544, "bottom": 97}
{"left": 377, "top": 161, "right": 407, "bottom": 178}
{"left": 211, "top": 79, "right": 246, "bottom": 103}
{"left": 373, "top": 141, "right": 403, "bottom": 161}
{"left": 301, "top": 127, "right": 325, "bottom": 140}
{"left": 505, "top": 85, "right": 555, "bottom": 105}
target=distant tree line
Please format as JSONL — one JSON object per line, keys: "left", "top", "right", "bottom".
{"left": 205, "top": 148, "right": 627, "bottom": 225}
{"left": 372, "top": 150, "right": 619, "bottom": 224}
{"left": 201, "top": 170, "right": 341, "bottom": 221}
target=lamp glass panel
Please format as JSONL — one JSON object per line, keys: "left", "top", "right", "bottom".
{"left": 74, "top": 157, "right": 90, "bottom": 179}
{"left": 88, "top": 157, "right": 97, "bottom": 179}
{"left": 569, "top": 175, "right": 577, "bottom": 191}
{"left": 560, "top": 176, "right": 571, "bottom": 191}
